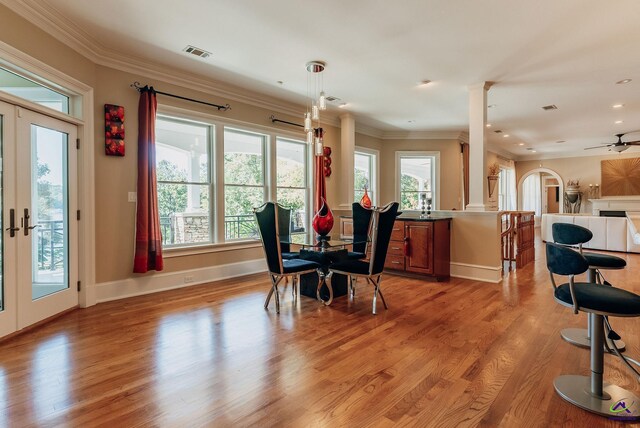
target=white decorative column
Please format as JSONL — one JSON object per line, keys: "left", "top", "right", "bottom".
{"left": 466, "top": 82, "right": 493, "bottom": 211}
{"left": 339, "top": 113, "right": 355, "bottom": 209}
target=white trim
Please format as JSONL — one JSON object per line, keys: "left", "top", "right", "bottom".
{"left": 450, "top": 262, "right": 503, "bottom": 283}
{"left": 354, "top": 146, "right": 379, "bottom": 206}
{"left": 381, "top": 131, "right": 461, "bottom": 140}
{"left": 95, "top": 258, "right": 267, "bottom": 303}
{"left": 395, "top": 151, "right": 441, "bottom": 209}
{"left": 0, "top": 39, "right": 96, "bottom": 308}
{"left": 163, "top": 241, "right": 262, "bottom": 258}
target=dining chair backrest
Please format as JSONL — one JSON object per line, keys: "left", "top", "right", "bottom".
{"left": 277, "top": 204, "right": 292, "bottom": 253}
{"left": 254, "top": 202, "right": 283, "bottom": 274}
{"left": 369, "top": 202, "right": 400, "bottom": 275}
{"left": 352, "top": 202, "right": 373, "bottom": 254}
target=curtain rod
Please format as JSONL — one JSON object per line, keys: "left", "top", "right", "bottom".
{"left": 270, "top": 115, "right": 303, "bottom": 128}
{"left": 130, "top": 81, "right": 231, "bottom": 111}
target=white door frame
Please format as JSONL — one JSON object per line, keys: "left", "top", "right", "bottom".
{"left": 0, "top": 40, "right": 95, "bottom": 307}
{"left": 518, "top": 167, "right": 564, "bottom": 214}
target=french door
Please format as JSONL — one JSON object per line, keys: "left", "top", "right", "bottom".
{"left": 0, "top": 101, "right": 78, "bottom": 337}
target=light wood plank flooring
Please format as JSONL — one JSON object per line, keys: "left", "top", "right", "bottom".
{"left": 1, "top": 242, "right": 639, "bottom": 427}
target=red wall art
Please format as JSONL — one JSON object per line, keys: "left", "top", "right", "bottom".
{"left": 105, "top": 104, "right": 125, "bottom": 156}
{"left": 323, "top": 146, "right": 332, "bottom": 177}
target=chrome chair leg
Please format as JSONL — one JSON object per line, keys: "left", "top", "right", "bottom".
{"left": 265, "top": 275, "right": 283, "bottom": 313}
{"left": 375, "top": 276, "right": 388, "bottom": 310}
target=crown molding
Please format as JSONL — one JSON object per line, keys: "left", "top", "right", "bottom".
{"left": 0, "top": 0, "right": 346, "bottom": 127}
{"left": 516, "top": 146, "right": 640, "bottom": 162}
{"left": 355, "top": 122, "right": 384, "bottom": 139}
{"left": 380, "top": 130, "right": 462, "bottom": 140}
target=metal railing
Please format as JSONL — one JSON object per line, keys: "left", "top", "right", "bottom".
{"left": 37, "top": 220, "right": 64, "bottom": 271}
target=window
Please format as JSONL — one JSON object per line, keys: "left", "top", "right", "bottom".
{"left": 155, "top": 111, "right": 311, "bottom": 249}
{"left": 276, "top": 138, "right": 308, "bottom": 234}
{"left": 354, "top": 149, "right": 377, "bottom": 205}
{"left": 397, "top": 152, "right": 438, "bottom": 211}
{"left": 224, "top": 128, "right": 266, "bottom": 240}
{"left": 156, "top": 117, "right": 212, "bottom": 247}
{"left": 498, "top": 167, "right": 516, "bottom": 211}
{"left": 0, "top": 67, "right": 69, "bottom": 113}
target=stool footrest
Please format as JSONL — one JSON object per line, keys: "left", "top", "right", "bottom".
{"left": 560, "top": 327, "right": 626, "bottom": 352}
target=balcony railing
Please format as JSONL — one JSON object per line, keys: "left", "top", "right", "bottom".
{"left": 37, "top": 220, "right": 64, "bottom": 271}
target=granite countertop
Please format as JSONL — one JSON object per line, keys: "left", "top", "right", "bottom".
{"left": 340, "top": 214, "right": 452, "bottom": 221}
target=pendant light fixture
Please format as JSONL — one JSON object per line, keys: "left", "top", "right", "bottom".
{"left": 305, "top": 61, "right": 326, "bottom": 156}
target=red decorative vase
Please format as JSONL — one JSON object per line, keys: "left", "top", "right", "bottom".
{"left": 312, "top": 197, "right": 334, "bottom": 237}
{"left": 360, "top": 188, "right": 372, "bottom": 208}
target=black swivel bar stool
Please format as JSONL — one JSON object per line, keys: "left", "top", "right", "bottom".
{"left": 552, "top": 223, "right": 627, "bottom": 351}
{"left": 546, "top": 242, "right": 640, "bottom": 420}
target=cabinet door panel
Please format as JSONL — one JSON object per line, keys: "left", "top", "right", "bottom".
{"left": 390, "top": 221, "right": 405, "bottom": 241}
{"left": 406, "top": 223, "right": 433, "bottom": 274}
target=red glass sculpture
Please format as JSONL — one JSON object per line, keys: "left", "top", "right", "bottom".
{"left": 360, "top": 187, "right": 372, "bottom": 208}
{"left": 312, "top": 197, "right": 334, "bottom": 237}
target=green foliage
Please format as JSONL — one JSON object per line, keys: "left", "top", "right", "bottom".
{"left": 157, "top": 160, "right": 187, "bottom": 218}
{"left": 400, "top": 174, "right": 419, "bottom": 209}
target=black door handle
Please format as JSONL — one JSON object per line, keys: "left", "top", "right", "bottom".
{"left": 24, "top": 208, "right": 39, "bottom": 236}
{"left": 5, "top": 209, "right": 20, "bottom": 237}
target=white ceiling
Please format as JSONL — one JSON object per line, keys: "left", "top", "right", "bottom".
{"left": 9, "top": 0, "right": 640, "bottom": 158}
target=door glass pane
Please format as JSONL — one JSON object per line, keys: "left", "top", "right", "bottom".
{"left": 31, "top": 125, "right": 68, "bottom": 300}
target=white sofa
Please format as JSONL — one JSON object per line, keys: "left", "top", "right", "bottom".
{"left": 541, "top": 214, "right": 640, "bottom": 253}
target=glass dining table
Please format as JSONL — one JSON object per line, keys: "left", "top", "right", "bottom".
{"left": 282, "top": 234, "right": 366, "bottom": 305}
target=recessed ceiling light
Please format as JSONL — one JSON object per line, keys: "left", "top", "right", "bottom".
{"left": 503, "top": 134, "right": 510, "bottom": 138}
{"left": 519, "top": 143, "right": 525, "bottom": 146}
{"left": 616, "top": 79, "right": 632, "bottom": 84}
{"left": 486, "top": 123, "right": 492, "bottom": 128}
{"left": 615, "top": 120, "right": 623, "bottom": 124}
{"left": 556, "top": 140, "right": 566, "bottom": 143}
{"left": 338, "top": 103, "right": 348, "bottom": 108}
{"left": 531, "top": 150, "right": 537, "bottom": 153}
{"left": 612, "top": 104, "right": 624, "bottom": 109}
{"left": 488, "top": 104, "right": 496, "bottom": 108}
{"left": 418, "top": 80, "right": 432, "bottom": 87}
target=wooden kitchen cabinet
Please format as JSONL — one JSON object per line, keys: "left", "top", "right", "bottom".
{"left": 339, "top": 215, "right": 451, "bottom": 280}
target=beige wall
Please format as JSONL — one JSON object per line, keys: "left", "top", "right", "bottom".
{"left": 516, "top": 152, "right": 640, "bottom": 213}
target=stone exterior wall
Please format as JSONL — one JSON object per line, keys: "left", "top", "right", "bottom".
{"left": 173, "top": 212, "right": 209, "bottom": 244}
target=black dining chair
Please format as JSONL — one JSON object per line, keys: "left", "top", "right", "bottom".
{"left": 347, "top": 202, "right": 373, "bottom": 261}
{"left": 254, "top": 202, "right": 320, "bottom": 314}
{"left": 329, "top": 202, "right": 399, "bottom": 314}
{"left": 546, "top": 242, "right": 640, "bottom": 420}
{"left": 552, "top": 223, "right": 627, "bottom": 350}
{"left": 277, "top": 204, "right": 300, "bottom": 260}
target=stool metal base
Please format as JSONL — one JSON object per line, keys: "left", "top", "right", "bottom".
{"left": 560, "top": 328, "right": 626, "bottom": 352}
{"left": 554, "top": 375, "right": 640, "bottom": 420}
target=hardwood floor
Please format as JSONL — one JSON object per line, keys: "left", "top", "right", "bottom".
{"left": 1, "top": 241, "right": 640, "bottom": 427}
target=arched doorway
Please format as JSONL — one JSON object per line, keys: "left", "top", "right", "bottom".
{"left": 518, "top": 167, "right": 564, "bottom": 216}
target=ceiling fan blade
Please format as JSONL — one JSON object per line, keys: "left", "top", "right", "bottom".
{"left": 584, "top": 145, "right": 610, "bottom": 150}
{"left": 625, "top": 140, "right": 640, "bottom": 145}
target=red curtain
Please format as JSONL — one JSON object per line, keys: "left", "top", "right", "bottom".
{"left": 314, "top": 128, "right": 326, "bottom": 213}
{"left": 133, "top": 88, "right": 164, "bottom": 273}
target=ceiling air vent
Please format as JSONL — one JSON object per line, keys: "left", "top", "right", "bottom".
{"left": 542, "top": 104, "right": 558, "bottom": 110}
{"left": 325, "top": 96, "right": 340, "bottom": 102}
{"left": 183, "top": 45, "right": 211, "bottom": 59}
{"left": 494, "top": 130, "right": 503, "bottom": 134}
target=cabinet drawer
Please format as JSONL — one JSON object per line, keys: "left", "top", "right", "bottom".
{"left": 390, "top": 221, "right": 405, "bottom": 241}
{"left": 385, "top": 255, "right": 405, "bottom": 270}
{"left": 387, "top": 243, "right": 404, "bottom": 256}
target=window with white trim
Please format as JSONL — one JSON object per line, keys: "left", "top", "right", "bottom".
{"left": 498, "top": 166, "right": 516, "bottom": 211}
{"left": 354, "top": 149, "right": 377, "bottom": 205}
{"left": 155, "top": 112, "right": 311, "bottom": 249}
{"left": 224, "top": 128, "right": 266, "bottom": 240}
{"left": 397, "top": 152, "right": 438, "bottom": 211}
{"left": 156, "top": 117, "right": 212, "bottom": 247}
{"left": 276, "top": 137, "right": 308, "bottom": 234}
{"left": 0, "top": 67, "right": 69, "bottom": 113}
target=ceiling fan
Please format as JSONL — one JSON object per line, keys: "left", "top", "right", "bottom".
{"left": 584, "top": 133, "right": 640, "bottom": 152}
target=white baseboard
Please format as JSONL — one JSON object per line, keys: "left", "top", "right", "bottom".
{"left": 95, "top": 259, "right": 267, "bottom": 303}
{"left": 450, "top": 262, "right": 503, "bottom": 283}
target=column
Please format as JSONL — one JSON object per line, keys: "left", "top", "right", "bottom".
{"left": 466, "top": 82, "right": 493, "bottom": 211}
{"left": 339, "top": 113, "right": 355, "bottom": 209}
